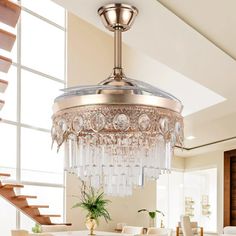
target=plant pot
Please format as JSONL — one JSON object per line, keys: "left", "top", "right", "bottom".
{"left": 86, "top": 217, "right": 97, "bottom": 235}
{"left": 149, "top": 217, "right": 156, "bottom": 227}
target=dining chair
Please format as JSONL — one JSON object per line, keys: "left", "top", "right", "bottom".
{"left": 223, "top": 226, "right": 236, "bottom": 234}
{"left": 11, "top": 230, "right": 29, "bottom": 236}
{"left": 122, "top": 226, "right": 144, "bottom": 234}
{"left": 181, "top": 216, "right": 194, "bottom": 236}
{"left": 177, "top": 216, "right": 203, "bottom": 236}
{"left": 144, "top": 234, "right": 168, "bottom": 236}
{"left": 116, "top": 222, "right": 127, "bottom": 232}
{"left": 147, "top": 227, "right": 170, "bottom": 236}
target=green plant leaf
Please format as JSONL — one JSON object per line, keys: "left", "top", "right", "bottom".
{"left": 73, "top": 187, "right": 111, "bottom": 225}
{"left": 138, "top": 209, "right": 165, "bottom": 218}
{"left": 149, "top": 212, "right": 156, "bottom": 219}
{"left": 155, "top": 210, "right": 165, "bottom": 216}
{"left": 138, "top": 209, "right": 148, "bottom": 213}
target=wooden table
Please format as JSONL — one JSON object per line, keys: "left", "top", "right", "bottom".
{"left": 32, "top": 230, "right": 131, "bottom": 236}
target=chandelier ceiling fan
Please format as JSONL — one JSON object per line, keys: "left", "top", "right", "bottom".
{"left": 52, "top": 3, "right": 184, "bottom": 196}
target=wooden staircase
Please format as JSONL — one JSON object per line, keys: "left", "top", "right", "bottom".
{"left": 0, "top": 1, "right": 71, "bottom": 227}
{"left": 0, "top": 173, "right": 71, "bottom": 226}
{"left": 0, "top": 0, "right": 21, "bottom": 111}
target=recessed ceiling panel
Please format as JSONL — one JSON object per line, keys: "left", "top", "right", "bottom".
{"left": 124, "top": 51, "right": 226, "bottom": 117}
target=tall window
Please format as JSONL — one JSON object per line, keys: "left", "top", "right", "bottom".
{"left": 0, "top": 1, "right": 66, "bottom": 235}
{"left": 156, "top": 171, "right": 184, "bottom": 229}
{"left": 184, "top": 168, "right": 217, "bottom": 232}
{"left": 157, "top": 168, "right": 217, "bottom": 233}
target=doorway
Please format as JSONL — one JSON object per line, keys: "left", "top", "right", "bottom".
{"left": 224, "top": 149, "right": 236, "bottom": 226}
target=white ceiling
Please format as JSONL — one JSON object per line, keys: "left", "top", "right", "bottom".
{"left": 53, "top": 0, "right": 236, "bottom": 156}
{"left": 158, "top": 0, "right": 236, "bottom": 60}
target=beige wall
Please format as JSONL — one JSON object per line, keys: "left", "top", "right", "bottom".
{"left": 67, "top": 13, "right": 113, "bottom": 87}
{"left": 66, "top": 174, "right": 157, "bottom": 231}
{"left": 172, "top": 156, "right": 185, "bottom": 170}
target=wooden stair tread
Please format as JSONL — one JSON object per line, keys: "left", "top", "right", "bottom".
{"left": 0, "top": 0, "right": 21, "bottom": 27}
{"left": 1, "top": 183, "right": 24, "bottom": 189}
{"left": 27, "top": 205, "right": 49, "bottom": 209}
{"left": 0, "top": 28, "right": 16, "bottom": 51}
{"left": 0, "top": 55, "right": 12, "bottom": 73}
{"left": 38, "top": 214, "right": 61, "bottom": 218}
{"left": 0, "top": 173, "right": 10, "bottom": 177}
{"left": 15, "top": 195, "right": 37, "bottom": 200}
{"left": 0, "top": 99, "right": 5, "bottom": 110}
{"left": 0, "top": 79, "right": 8, "bottom": 93}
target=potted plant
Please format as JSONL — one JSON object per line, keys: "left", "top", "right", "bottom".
{"left": 32, "top": 223, "right": 42, "bottom": 233}
{"left": 138, "top": 208, "right": 165, "bottom": 227}
{"left": 73, "top": 186, "right": 111, "bottom": 235}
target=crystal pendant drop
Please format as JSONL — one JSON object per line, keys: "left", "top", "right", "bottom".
{"left": 90, "top": 113, "right": 106, "bottom": 132}
{"left": 138, "top": 114, "right": 151, "bottom": 131}
{"left": 113, "top": 114, "right": 130, "bottom": 131}
{"left": 72, "top": 116, "right": 84, "bottom": 133}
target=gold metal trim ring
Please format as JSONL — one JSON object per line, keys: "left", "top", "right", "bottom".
{"left": 53, "top": 94, "right": 183, "bottom": 114}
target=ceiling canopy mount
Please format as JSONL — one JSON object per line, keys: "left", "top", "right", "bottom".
{"left": 98, "top": 3, "right": 138, "bottom": 32}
